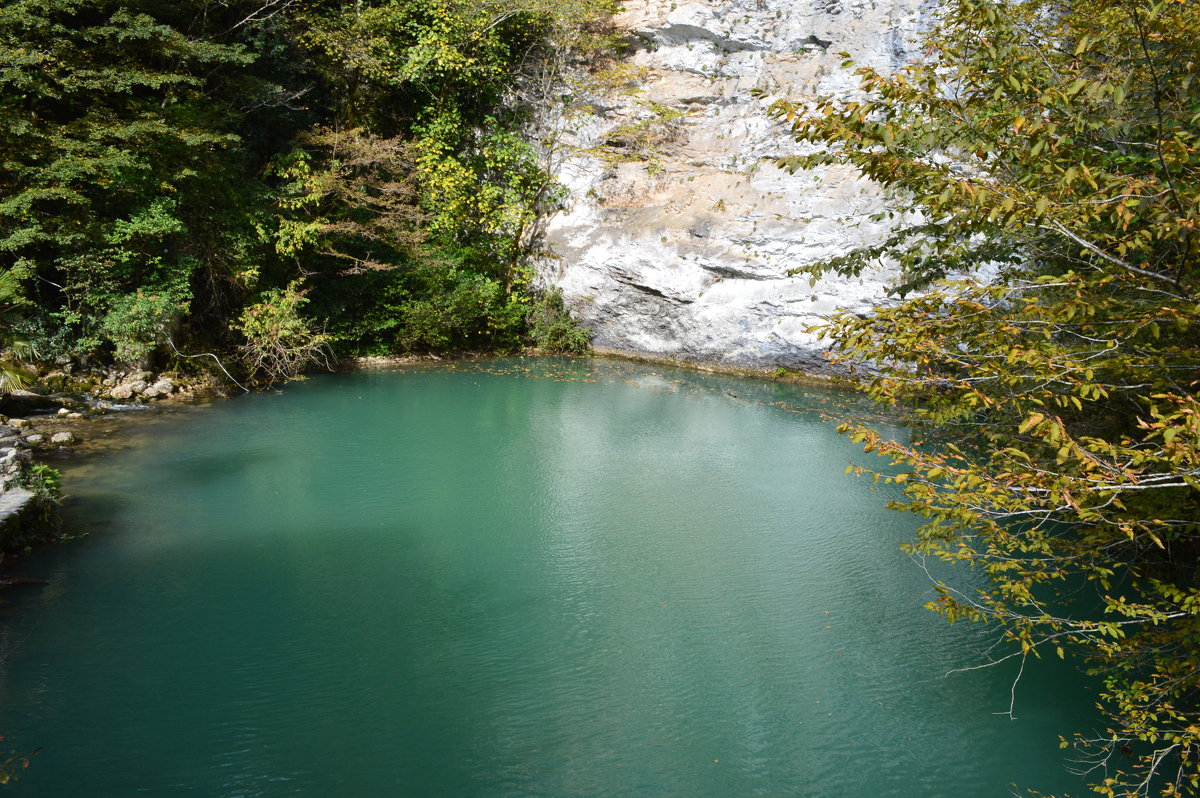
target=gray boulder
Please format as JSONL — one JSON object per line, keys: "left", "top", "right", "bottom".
{"left": 141, "top": 379, "right": 175, "bottom": 399}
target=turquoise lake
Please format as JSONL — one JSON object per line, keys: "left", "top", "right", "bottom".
{"left": 0, "top": 358, "right": 1097, "bottom": 796}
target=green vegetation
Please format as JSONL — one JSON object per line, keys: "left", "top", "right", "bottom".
{"left": 770, "top": 0, "right": 1200, "bottom": 794}
{"left": 0, "top": 0, "right": 604, "bottom": 382}
{"left": 0, "top": 269, "right": 36, "bottom": 392}
{"left": 234, "top": 281, "right": 332, "bottom": 384}
{"left": 526, "top": 286, "right": 590, "bottom": 353}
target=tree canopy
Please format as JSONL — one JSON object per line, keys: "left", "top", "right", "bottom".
{"left": 770, "top": 0, "right": 1200, "bottom": 794}
{"left": 0, "top": 0, "right": 607, "bottom": 382}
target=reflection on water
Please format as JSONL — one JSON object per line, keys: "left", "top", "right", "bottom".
{"left": 0, "top": 358, "right": 1095, "bottom": 797}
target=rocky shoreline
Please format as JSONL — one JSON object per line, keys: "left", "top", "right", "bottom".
{"left": 0, "top": 366, "right": 223, "bottom": 574}
{"left": 0, "top": 356, "right": 446, "bottom": 573}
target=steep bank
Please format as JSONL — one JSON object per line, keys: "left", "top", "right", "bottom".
{"left": 0, "top": 435, "right": 55, "bottom": 570}
{"left": 539, "top": 0, "right": 931, "bottom": 374}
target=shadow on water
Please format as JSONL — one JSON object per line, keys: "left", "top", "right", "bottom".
{"left": 150, "top": 447, "right": 286, "bottom": 485}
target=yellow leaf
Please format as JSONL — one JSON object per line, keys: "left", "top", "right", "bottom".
{"left": 1019, "top": 412, "right": 1045, "bottom": 434}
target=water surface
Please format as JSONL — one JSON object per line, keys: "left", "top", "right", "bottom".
{"left": 0, "top": 358, "right": 1096, "bottom": 796}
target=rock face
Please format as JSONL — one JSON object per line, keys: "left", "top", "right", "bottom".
{"left": 538, "top": 0, "right": 930, "bottom": 373}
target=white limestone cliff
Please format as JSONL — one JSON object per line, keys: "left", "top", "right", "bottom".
{"left": 537, "top": 0, "right": 931, "bottom": 373}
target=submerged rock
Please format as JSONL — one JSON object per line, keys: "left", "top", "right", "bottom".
{"left": 1, "top": 390, "right": 56, "bottom": 414}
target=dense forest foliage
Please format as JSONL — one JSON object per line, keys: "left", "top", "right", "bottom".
{"left": 0, "top": 0, "right": 606, "bottom": 383}
{"left": 772, "top": 0, "right": 1200, "bottom": 794}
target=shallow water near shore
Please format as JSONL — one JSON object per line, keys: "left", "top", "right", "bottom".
{"left": 0, "top": 358, "right": 1096, "bottom": 796}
